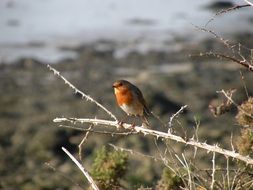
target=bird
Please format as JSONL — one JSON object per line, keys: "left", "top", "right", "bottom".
{"left": 112, "top": 79, "right": 151, "bottom": 127}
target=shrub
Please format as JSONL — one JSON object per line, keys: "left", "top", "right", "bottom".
{"left": 155, "top": 168, "right": 184, "bottom": 190}
{"left": 91, "top": 146, "right": 128, "bottom": 190}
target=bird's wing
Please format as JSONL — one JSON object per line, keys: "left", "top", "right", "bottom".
{"left": 133, "top": 85, "right": 151, "bottom": 116}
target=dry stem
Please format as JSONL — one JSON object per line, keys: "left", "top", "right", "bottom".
{"left": 198, "top": 52, "right": 253, "bottom": 72}
{"left": 168, "top": 105, "right": 187, "bottom": 132}
{"left": 217, "top": 89, "right": 253, "bottom": 119}
{"left": 205, "top": 2, "right": 252, "bottom": 27}
{"left": 47, "top": 65, "right": 117, "bottom": 121}
{"left": 62, "top": 147, "right": 100, "bottom": 190}
{"left": 244, "top": 0, "right": 253, "bottom": 6}
{"left": 211, "top": 152, "right": 216, "bottom": 190}
{"left": 79, "top": 125, "right": 92, "bottom": 160}
{"left": 54, "top": 117, "right": 253, "bottom": 165}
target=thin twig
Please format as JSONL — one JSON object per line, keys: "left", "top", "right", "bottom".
{"left": 226, "top": 158, "right": 230, "bottom": 190}
{"left": 58, "top": 124, "right": 138, "bottom": 136}
{"left": 153, "top": 139, "right": 179, "bottom": 176}
{"left": 168, "top": 105, "right": 187, "bottom": 132}
{"left": 193, "top": 117, "right": 200, "bottom": 159}
{"left": 182, "top": 154, "right": 193, "bottom": 190}
{"left": 231, "top": 170, "right": 239, "bottom": 190}
{"left": 205, "top": 4, "right": 251, "bottom": 27}
{"left": 79, "top": 125, "right": 92, "bottom": 161}
{"left": 230, "top": 133, "right": 235, "bottom": 153}
{"left": 54, "top": 117, "right": 253, "bottom": 165}
{"left": 62, "top": 147, "right": 100, "bottom": 190}
{"left": 198, "top": 52, "right": 253, "bottom": 72}
{"left": 244, "top": 0, "right": 253, "bottom": 6}
{"left": 192, "top": 24, "right": 232, "bottom": 50}
{"left": 211, "top": 152, "right": 216, "bottom": 190}
{"left": 163, "top": 141, "right": 186, "bottom": 182}
{"left": 239, "top": 71, "right": 249, "bottom": 99}
{"left": 175, "top": 154, "right": 196, "bottom": 189}
{"left": 47, "top": 65, "right": 117, "bottom": 121}
{"left": 217, "top": 89, "right": 253, "bottom": 119}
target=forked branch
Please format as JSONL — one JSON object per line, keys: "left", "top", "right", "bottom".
{"left": 54, "top": 118, "right": 253, "bottom": 165}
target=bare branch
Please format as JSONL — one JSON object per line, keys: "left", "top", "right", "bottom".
{"left": 205, "top": 4, "right": 251, "bottom": 27}
{"left": 239, "top": 71, "right": 249, "bottom": 99}
{"left": 226, "top": 158, "right": 231, "bottom": 190}
{"left": 182, "top": 154, "right": 193, "bottom": 190}
{"left": 168, "top": 105, "right": 187, "bottom": 132}
{"left": 230, "top": 133, "right": 235, "bottom": 153}
{"left": 209, "top": 89, "right": 236, "bottom": 117}
{"left": 79, "top": 125, "right": 92, "bottom": 160}
{"left": 54, "top": 117, "right": 253, "bottom": 165}
{"left": 244, "top": 0, "right": 253, "bottom": 6}
{"left": 198, "top": 52, "right": 253, "bottom": 72}
{"left": 192, "top": 24, "right": 232, "bottom": 49}
{"left": 62, "top": 147, "right": 100, "bottom": 190}
{"left": 47, "top": 65, "right": 117, "bottom": 121}
{"left": 58, "top": 124, "right": 138, "bottom": 136}
{"left": 211, "top": 152, "right": 216, "bottom": 190}
{"left": 217, "top": 89, "right": 253, "bottom": 119}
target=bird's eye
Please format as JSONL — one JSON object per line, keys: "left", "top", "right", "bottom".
{"left": 118, "top": 82, "right": 122, "bottom": 86}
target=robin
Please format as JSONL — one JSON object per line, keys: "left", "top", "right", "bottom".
{"left": 112, "top": 80, "right": 151, "bottom": 127}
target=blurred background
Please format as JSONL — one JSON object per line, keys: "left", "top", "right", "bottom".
{"left": 0, "top": 0, "right": 253, "bottom": 189}
{"left": 1, "top": 0, "right": 253, "bottom": 63}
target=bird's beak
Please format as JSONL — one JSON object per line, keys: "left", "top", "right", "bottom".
{"left": 112, "top": 84, "right": 116, "bottom": 88}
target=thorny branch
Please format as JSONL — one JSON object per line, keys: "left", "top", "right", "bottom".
{"left": 58, "top": 124, "right": 138, "bottom": 136}
{"left": 209, "top": 89, "right": 236, "bottom": 117}
{"left": 217, "top": 89, "right": 253, "bottom": 119}
{"left": 192, "top": 11, "right": 253, "bottom": 73}
{"left": 244, "top": 0, "right": 253, "bottom": 6}
{"left": 47, "top": 65, "right": 117, "bottom": 121}
{"left": 211, "top": 152, "right": 216, "bottom": 190}
{"left": 198, "top": 52, "right": 253, "bottom": 72}
{"left": 192, "top": 24, "right": 232, "bottom": 49}
{"left": 54, "top": 117, "right": 253, "bottom": 165}
{"left": 168, "top": 105, "right": 187, "bottom": 131}
{"left": 48, "top": 63, "right": 253, "bottom": 189}
{"left": 205, "top": 4, "right": 251, "bottom": 27}
{"left": 62, "top": 147, "right": 100, "bottom": 190}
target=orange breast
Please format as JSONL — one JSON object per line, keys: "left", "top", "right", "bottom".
{"left": 114, "top": 88, "right": 133, "bottom": 106}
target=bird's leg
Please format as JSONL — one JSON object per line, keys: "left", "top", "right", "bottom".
{"left": 118, "top": 115, "right": 129, "bottom": 127}
{"left": 131, "top": 120, "right": 136, "bottom": 129}
{"left": 130, "top": 115, "right": 141, "bottom": 129}
{"left": 141, "top": 115, "right": 150, "bottom": 128}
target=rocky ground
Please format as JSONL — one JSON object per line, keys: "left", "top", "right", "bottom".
{"left": 0, "top": 32, "right": 253, "bottom": 189}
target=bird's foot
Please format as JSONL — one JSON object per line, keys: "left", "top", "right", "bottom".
{"left": 130, "top": 123, "right": 136, "bottom": 130}
{"left": 117, "top": 121, "right": 124, "bottom": 128}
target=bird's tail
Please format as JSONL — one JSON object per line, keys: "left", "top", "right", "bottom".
{"left": 141, "top": 115, "right": 151, "bottom": 128}
{"left": 143, "top": 106, "right": 166, "bottom": 128}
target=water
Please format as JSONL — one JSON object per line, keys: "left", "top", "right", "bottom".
{"left": 0, "top": 0, "right": 252, "bottom": 63}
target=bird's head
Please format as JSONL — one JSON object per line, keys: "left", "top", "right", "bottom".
{"left": 112, "top": 80, "right": 131, "bottom": 94}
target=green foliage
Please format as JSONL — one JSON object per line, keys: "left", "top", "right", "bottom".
{"left": 91, "top": 146, "right": 128, "bottom": 190}
{"left": 155, "top": 168, "right": 184, "bottom": 190}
